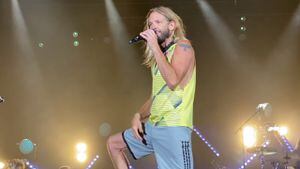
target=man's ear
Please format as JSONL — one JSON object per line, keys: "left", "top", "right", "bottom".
{"left": 168, "top": 20, "right": 176, "bottom": 31}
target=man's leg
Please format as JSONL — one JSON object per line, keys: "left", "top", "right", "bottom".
{"left": 107, "top": 132, "right": 128, "bottom": 169}
{"left": 108, "top": 123, "right": 154, "bottom": 169}
{"left": 152, "top": 126, "right": 193, "bottom": 169}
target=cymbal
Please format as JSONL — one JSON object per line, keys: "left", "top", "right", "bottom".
{"left": 247, "top": 146, "right": 277, "bottom": 155}
{"left": 283, "top": 152, "right": 300, "bottom": 161}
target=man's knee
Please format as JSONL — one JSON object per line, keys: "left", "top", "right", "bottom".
{"left": 107, "top": 135, "right": 115, "bottom": 151}
{"left": 107, "top": 133, "right": 125, "bottom": 153}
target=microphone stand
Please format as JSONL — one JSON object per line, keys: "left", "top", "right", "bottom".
{"left": 235, "top": 109, "right": 261, "bottom": 169}
{"left": 236, "top": 103, "right": 272, "bottom": 134}
{"left": 235, "top": 110, "right": 260, "bottom": 134}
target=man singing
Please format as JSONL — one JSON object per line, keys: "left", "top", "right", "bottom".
{"left": 107, "top": 6, "right": 196, "bottom": 169}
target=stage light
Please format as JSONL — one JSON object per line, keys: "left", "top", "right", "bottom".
{"left": 76, "top": 142, "right": 87, "bottom": 163}
{"left": 240, "top": 26, "right": 247, "bottom": 32}
{"left": 85, "top": 155, "right": 100, "bottom": 169}
{"left": 38, "top": 42, "right": 44, "bottom": 48}
{"left": 268, "top": 125, "right": 288, "bottom": 136}
{"left": 73, "top": 41, "right": 79, "bottom": 47}
{"left": 76, "top": 153, "right": 87, "bottom": 163}
{"left": 278, "top": 126, "right": 288, "bottom": 136}
{"left": 193, "top": 127, "right": 220, "bottom": 157}
{"left": 0, "top": 162, "right": 5, "bottom": 169}
{"left": 76, "top": 143, "right": 87, "bottom": 152}
{"left": 240, "top": 16, "right": 247, "bottom": 21}
{"left": 73, "top": 32, "right": 79, "bottom": 38}
{"left": 280, "top": 135, "right": 294, "bottom": 152}
{"left": 25, "top": 160, "right": 38, "bottom": 169}
{"left": 242, "top": 126, "right": 257, "bottom": 148}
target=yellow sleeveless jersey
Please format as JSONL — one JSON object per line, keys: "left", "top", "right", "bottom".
{"left": 149, "top": 43, "right": 196, "bottom": 128}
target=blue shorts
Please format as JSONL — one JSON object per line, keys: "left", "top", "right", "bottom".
{"left": 122, "top": 122, "right": 194, "bottom": 169}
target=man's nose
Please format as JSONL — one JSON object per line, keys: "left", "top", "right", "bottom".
{"left": 150, "top": 24, "right": 157, "bottom": 30}
{"left": 150, "top": 27, "right": 158, "bottom": 33}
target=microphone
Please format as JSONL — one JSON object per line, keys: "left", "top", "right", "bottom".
{"left": 256, "top": 103, "right": 272, "bottom": 114}
{"left": 129, "top": 35, "right": 145, "bottom": 44}
{"left": 0, "top": 96, "right": 4, "bottom": 103}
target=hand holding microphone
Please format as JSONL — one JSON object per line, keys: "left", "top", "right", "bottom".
{"left": 129, "top": 35, "right": 145, "bottom": 44}
{"left": 129, "top": 29, "right": 158, "bottom": 44}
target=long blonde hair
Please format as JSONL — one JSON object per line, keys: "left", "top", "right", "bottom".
{"left": 143, "top": 6, "right": 187, "bottom": 67}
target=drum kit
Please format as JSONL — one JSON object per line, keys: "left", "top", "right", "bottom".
{"left": 240, "top": 103, "right": 300, "bottom": 169}
{"left": 246, "top": 146, "right": 300, "bottom": 169}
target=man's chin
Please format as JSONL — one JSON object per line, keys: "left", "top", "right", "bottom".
{"left": 157, "top": 38, "right": 164, "bottom": 44}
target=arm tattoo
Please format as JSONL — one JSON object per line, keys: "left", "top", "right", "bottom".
{"left": 178, "top": 43, "right": 192, "bottom": 51}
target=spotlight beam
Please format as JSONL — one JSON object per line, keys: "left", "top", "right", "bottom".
{"left": 268, "top": 3, "right": 300, "bottom": 68}
{"left": 11, "top": 0, "right": 45, "bottom": 97}
{"left": 104, "top": 0, "right": 139, "bottom": 78}
{"left": 196, "top": 0, "right": 240, "bottom": 61}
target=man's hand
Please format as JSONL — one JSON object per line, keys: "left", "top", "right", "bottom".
{"left": 131, "top": 113, "right": 144, "bottom": 141}
{"left": 140, "top": 29, "right": 160, "bottom": 53}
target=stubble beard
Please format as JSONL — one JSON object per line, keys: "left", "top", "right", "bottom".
{"left": 157, "top": 29, "right": 171, "bottom": 44}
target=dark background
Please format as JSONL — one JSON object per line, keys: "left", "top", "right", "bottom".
{"left": 0, "top": 0, "right": 300, "bottom": 168}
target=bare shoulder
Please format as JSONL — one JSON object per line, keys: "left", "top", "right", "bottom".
{"left": 177, "top": 39, "right": 192, "bottom": 45}
{"left": 171, "top": 39, "right": 195, "bottom": 65}
{"left": 175, "top": 39, "right": 194, "bottom": 52}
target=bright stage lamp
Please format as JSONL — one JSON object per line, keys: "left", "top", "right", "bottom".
{"left": 279, "top": 126, "right": 288, "bottom": 136}
{"left": 240, "top": 16, "right": 247, "bottom": 21}
{"left": 243, "top": 126, "right": 257, "bottom": 148}
{"left": 76, "top": 153, "right": 87, "bottom": 163}
{"left": 0, "top": 162, "right": 5, "bottom": 169}
{"left": 76, "top": 142, "right": 87, "bottom": 163}
{"left": 76, "top": 143, "right": 87, "bottom": 152}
